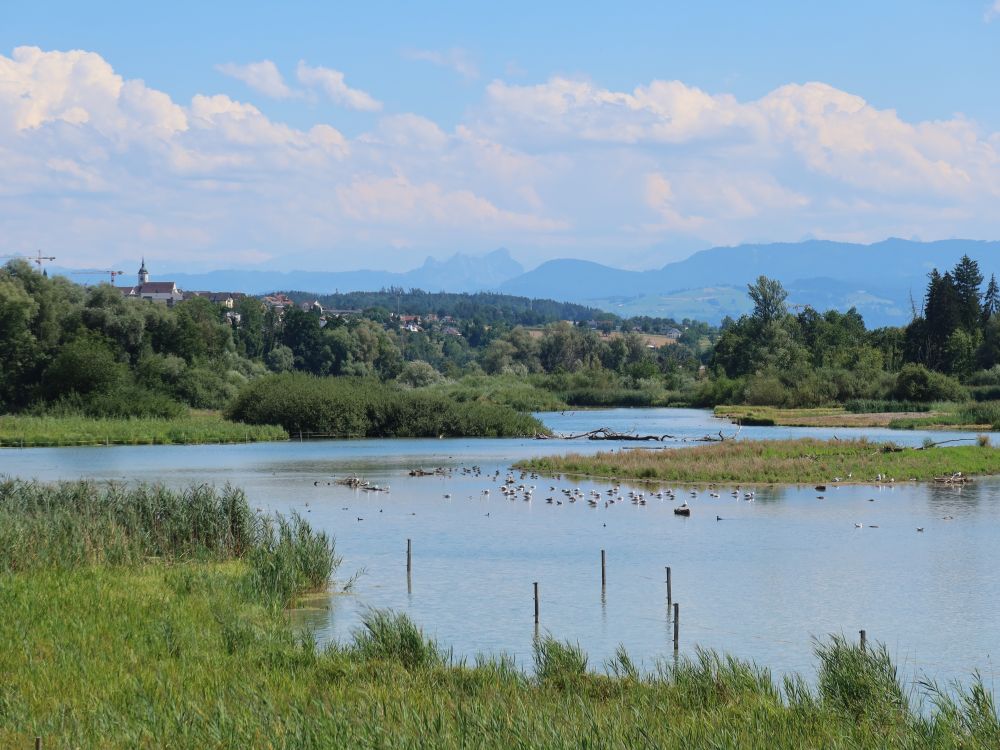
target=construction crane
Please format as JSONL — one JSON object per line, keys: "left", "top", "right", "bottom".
{"left": 0, "top": 249, "right": 56, "bottom": 270}
{"left": 68, "top": 269, "right": 126, "bottom": 285}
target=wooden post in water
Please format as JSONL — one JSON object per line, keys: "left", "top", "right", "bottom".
{"left": 534, "top": 582, "right": 539, "bottom": 624}
{"left": 860, "top": 629, "right": 866, "bottom": 650}
{"left": 601, "top": 549, "right": 606, "bottom": 587}
{"left": 673, "top": 602, "right": 680, "bottom": 651}
{"left": 406, "top": 538, "right": 412, "bottom": 573}
{"left": 666, "top": 566, "right": 672, "bottom": 609}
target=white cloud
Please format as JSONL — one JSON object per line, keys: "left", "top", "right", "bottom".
{"left": 216, "top": 60, "right": 294, "bottom": 99}
{"left": 3, "top": 45, "right": 1000, "bottom": 271}
{"left": 296, "top": 61, "right": 382, "bottom": 111}
{"left": 403, "top": 48, "right": 479, "bottom": 80}
{"left": 986, "top": 1, "right": 1000, "bottom": 22}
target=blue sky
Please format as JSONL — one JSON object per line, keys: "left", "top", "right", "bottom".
{"left": 2, "top": 1, "right": 1000, "bottom": 272}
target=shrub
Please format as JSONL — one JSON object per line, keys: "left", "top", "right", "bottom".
{"left": 893, "top": 364, "right": 966, "bottom": 402}
{"left": 226, "top": 373, "right": 546, "bottom": 437}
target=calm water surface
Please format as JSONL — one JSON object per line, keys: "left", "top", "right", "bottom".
{"left": 2, "top": 408, "right": 998, "bottom": 689}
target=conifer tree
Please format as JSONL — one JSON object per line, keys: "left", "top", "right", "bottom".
{"left": 952, "top": 255, "right": 983, "bottom": 334}
{"left": 982, "top": 274, "right": 1000, "bottom": 324}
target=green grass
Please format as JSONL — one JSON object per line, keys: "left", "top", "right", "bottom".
{"left": 0, "top": 412, "right": 287, "bottom": 447}
{"left": 5, "top": 567, "right": 1000, "bottom": 747}
{"left": 889, "top": 401, "right": 1000, "bottom": 431}
{"left": 517, "top": 438, "right": 1000, "bottom": 484}
{"left": 4, "top": 479, "right": 1000, "bottom": 747}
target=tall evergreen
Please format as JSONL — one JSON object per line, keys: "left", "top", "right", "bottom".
{"left": 923, "top": 269, "right": 961, "bottom": 370}
{"left": 982, "top": 274, "right": 1000, "bottom": 324}
{"left": 952, "top": 254, "right": 983, "bottom": 334}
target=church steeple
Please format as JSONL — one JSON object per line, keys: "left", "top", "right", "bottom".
{"left": 138, "top": 258, "right": 149, "bottom": 286}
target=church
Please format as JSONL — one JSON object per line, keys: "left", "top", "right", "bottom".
{"left": 116, "top": 259, "right": 184, "bottom": 306}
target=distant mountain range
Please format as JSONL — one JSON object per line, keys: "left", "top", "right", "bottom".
{"left": 53, "top": 239, "right": 1000, "bottom": 327}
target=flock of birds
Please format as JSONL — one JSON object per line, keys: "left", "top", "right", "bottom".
{"left": 315, "top": 464, "right": 953, "bottom": 533}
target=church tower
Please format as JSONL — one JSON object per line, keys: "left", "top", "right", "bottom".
{"left": 138, "top": 258, "right": 149, "bottom": 286}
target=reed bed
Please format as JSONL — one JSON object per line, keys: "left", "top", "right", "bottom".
{"left": 2, "top": 578, "right": 999, "bottom": 748}
{"left": 0, "top": 413, "right": 288, "bottom": 447}
{"left": 0, "top": 479, "right": 337, "bottom": 606}
{"left": 517, "top": 438, "right": 1000, "bottom": 484}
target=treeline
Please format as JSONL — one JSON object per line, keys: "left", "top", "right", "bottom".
{"left": 706, "top": 256, "right": 999, "bottom": 407}
{"left": 0, "top": 260, "right": 712, "bottom": 425}
{"left": 284, "top": 288, "right": 613, "bottom": 327}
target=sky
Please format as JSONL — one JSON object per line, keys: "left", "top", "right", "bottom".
{"left": 2, "top": 1, "right": 1000, "bottom": 274}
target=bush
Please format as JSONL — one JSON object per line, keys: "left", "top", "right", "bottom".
{"left": 226, "top": 373, "right": 547, "bottom": 437}
{"left": 893, "top": 364, "right": 967, "bottom": 402}
{"left": 844, "top": 399, "right": 932, "bottom": 413}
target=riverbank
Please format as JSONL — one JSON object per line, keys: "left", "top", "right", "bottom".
{"left": 517, "top": 437, "right": 999, "bottom": 484}
{"left": 714, "top": 403, "right": 996, "bottom": 431}
{"left": 0, "top": 412, "right": 288, "bottom": 447}
{"left": 0, "top": 480, "right": 995, "bottom": 747}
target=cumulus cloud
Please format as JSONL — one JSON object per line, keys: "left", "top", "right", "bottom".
{"left": 402, "top": 47, "right": 479, "bottom": 80}
{"left": 3, "top": 45, "right": 1000, "bottom": 271}
{"left": 986, "top": 1, "right": 1000, "bottom": 22}
{"left": 216, "top": 60, "right": 294, "bottom": 99}
{"left": 296, "top": 61, "right": 382, "bottom": 111}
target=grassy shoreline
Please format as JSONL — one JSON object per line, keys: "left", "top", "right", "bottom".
{"left": 517, "top": 438, "right": 1000, "bottom": 485}
{"left": 714, "top": 403, "right": 997, "bottom": 431}
{"left": 0, "top": 412, "right": 288, "bottom": 447}
{"left": 3, "top": 480, "right": 1000, "bottom": 747}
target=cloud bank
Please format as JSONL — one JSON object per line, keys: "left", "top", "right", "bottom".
{"left": 2, "top": 46, "right": 999, "bottom": 271}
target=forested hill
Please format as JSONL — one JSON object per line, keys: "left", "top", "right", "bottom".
{"left": 281, "top": 290, "right": 620, "bottom": 326}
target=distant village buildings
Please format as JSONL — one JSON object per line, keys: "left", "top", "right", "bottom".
{"left": 116, "top": 260, "right": 245, "bottom": 320}
{"left": 115, "top": 259, "right": 184, "bottom": 306}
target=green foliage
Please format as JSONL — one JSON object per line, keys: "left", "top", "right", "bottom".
{"left": 816, "top": 635, "right": 907, "bottom": 728}
{"left": 844, "top": 399, "right": 932, "bottom": 413}
{"left": 0, "top": 413, "right": 286, "bottom": 447}
{"left": 533, "top": 636, "right": 588, "bottom": 687}
{"left": 0, "top": 480, "right": 260, "bottom": 571}
{"left": 226, "top": 373, "right": 547, "bottom": 437}
{"left": 245, "top": 513, "right": 339, "bottom": 607}
{"left": 351, "top": 609, "right": 447, "bottom": 670}
{"left": 893, "top": 364, "right": 967, "bottom": 402}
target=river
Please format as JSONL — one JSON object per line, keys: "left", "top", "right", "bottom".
{"left": 2, "top": 408, "right": 997, "bottom": 690}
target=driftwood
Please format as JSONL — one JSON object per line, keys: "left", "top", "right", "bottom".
{"left": 934, "top": 473, "right": 973, "bottom": 484}
{"left": 335, "top": 475, "right": 389, "bottom": 491}
{"left": 537, "top": 424, "right": 741, "bottom": 443}
{"left": 408, "top": 467, "right": 449, "bottom": 477}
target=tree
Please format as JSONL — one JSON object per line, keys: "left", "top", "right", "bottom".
{"left": 747, "top": 276, "right": 788, "bottom": 325}
{"left": 983, "top": 274, "right": 1000, "bottom": 324}
{"left": 952, "top": 255, "right": 983, "bottom": 334}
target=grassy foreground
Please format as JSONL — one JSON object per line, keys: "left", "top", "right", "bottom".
{"left": 0, "top": 412, "right": 288, "bottom": 447}
{"left": 518, "top": 438, "right": 1000, "bottom": 484}
{"left": 3, "top": 480, "right": 1000, "bottom": 747}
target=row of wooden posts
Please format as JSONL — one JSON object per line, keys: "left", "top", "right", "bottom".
{"left": 405, "top": 540, "right": 868, "bottom": 654}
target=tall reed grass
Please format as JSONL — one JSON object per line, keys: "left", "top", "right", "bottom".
{"left": 0, "top": 413, "right": 287, "bottom": 447}
{"left": 0, "top": 479, "right": 338, "bottom": 607}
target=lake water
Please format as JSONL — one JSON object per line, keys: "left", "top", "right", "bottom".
{"left": 2, "top": 408, "right": 998, "bottom": 690}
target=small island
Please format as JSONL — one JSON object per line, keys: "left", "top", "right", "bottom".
{"left": 517, "top": 437, "right": 998, "bottom": 485}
